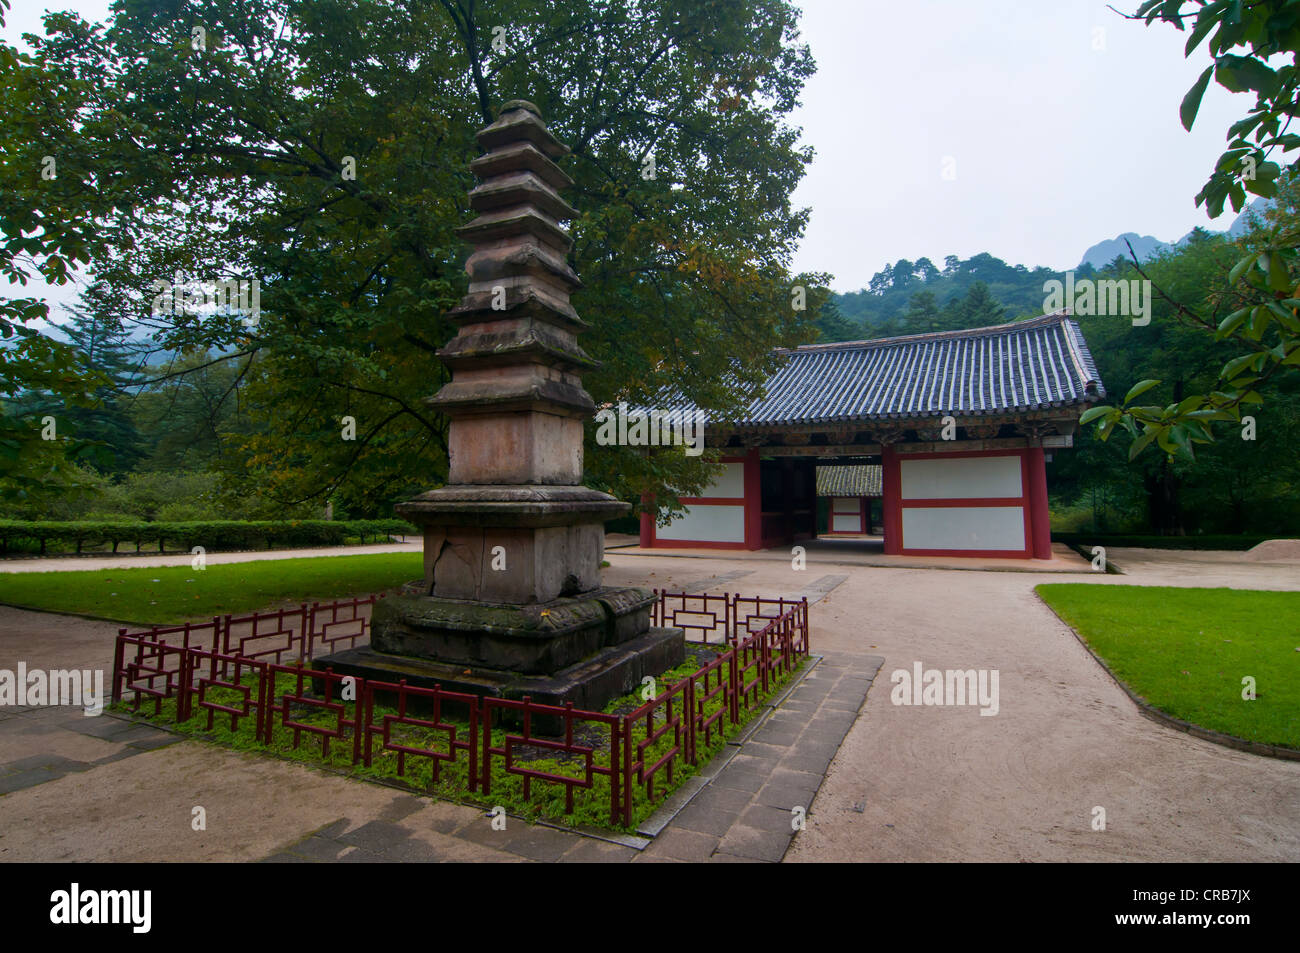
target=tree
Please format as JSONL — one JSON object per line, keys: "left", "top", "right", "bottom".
{"left": 813, "top": 296, "right": 861, "bottom": 343}
{"left": 39, "top": 281, "right": 146, "bottom": 473}
{"left": 956, "top": 281, "right": 1005, "bottom": 328}
{"left": 903, "top": 290, "right": 942, "bottom": 333}
{"left": 0, "top": 1, "right": 111, "bottom": 498}
{"left": 1082, "top": 2, "right": 1300, "bottom": 462}
{"left": 12, "top": 0, "right": 824, "bottom": 517}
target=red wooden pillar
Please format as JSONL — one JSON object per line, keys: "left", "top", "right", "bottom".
{"left": 743, "top": 448, "right": 762, "bottom": 551}
{"left": 881, "top": 444, "right": 902, "bottom": 555}
{"left": 1025, "top": 447, "right": 1052, "bottom": 559}
{"left": 638, "top": 492, "right": 654, "bottom": 548}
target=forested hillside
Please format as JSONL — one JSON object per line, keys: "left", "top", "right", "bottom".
{"left": 827, "top": 253, "right": 1078, "bottom": 340}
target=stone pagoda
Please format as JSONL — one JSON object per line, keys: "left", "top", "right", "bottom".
{"left": 318, "top": 101, "right": 683, "bottom": 709}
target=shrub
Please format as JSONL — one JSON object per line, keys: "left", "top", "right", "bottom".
{"left": 0, "top": 519, "right": 419, "bottom": 555}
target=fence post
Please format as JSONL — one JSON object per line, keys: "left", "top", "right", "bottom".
{"left": 727, "top": 643, "right": 739, "bottom": 725}
{"left": 621, "top": 716, "right": 633, "bottom": 826}
{"left": 468, "top": 696, "right": 479, "bottom": 794}
{"left": 685, "top": 678, "right": 696, "bottom": 766}
{"left": 263, "top": 664, "right": 276, "bottom": 745}
{"left": 481, "top": 701, "right": 493, "bottom": 799}
{"left": 111, "top": 631, "right": 126, "bottom": 704}
{"left": 176, "top": 649, "right": 190, "bottom": 723}
{"left": 350, "top": 673, "right": 363, "bottom": 765}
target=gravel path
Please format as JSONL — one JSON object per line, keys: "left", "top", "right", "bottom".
{"left": 603, "top": 547, "right": 1300, "bottom": 862}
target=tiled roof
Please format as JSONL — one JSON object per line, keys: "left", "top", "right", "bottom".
{"left": 659, "top": 311, "right": 1104, "bottom": 426}
{"left": 816, "top": 465, "right": 882, "bottom": 497}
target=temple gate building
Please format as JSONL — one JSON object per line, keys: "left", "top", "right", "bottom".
{"left": 638, "top": 311, "right": 1103, "bottom": 560}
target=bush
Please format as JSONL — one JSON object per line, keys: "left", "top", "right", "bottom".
{"left": 155, "top": 500, "right": 224, "bottom": 522}
{"left": 0, "top": 519, "right": 419, "bottom": 555}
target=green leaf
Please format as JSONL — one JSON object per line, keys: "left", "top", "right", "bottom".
{"left": 1184, "top": 9, "right": 1219, "bottom": 55}
{"left": 1214, "top": 55, "right": 1280, "bottom": 97}
{"left": 1181, "top": 65, "right": 1215, "bottom": 131}
{"left": 1217, "top": 306, "right": 1252, "bottom": 338}
{"left": 1078, "top": 405, "right": 1114, "bottom": 425}
{"left": 1227, "top": 253, "right": 1258, "bottom": 285}
{"left": 1266, "top": 254, "right": 1292, "bottom": 292}
{"left": 1124, "top": 379, "right": 1162, "bottom": 404}
{"left": 1129, "top": 427, "right": 1160, "bottom": 460}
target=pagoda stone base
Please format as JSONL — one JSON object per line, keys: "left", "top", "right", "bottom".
{"left": 315, "top": 625, "right": 683, "bottom": 716}
{"left": 312, "top": 584, "right": 685, "bottom": 721}
{"left": 368, "top": 586, "right": 659, "bottom": 673}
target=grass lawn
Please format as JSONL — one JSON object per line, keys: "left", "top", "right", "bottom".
{"left": 0, "top": 552, "right": 424, "bottom": 624}
{"left": 1036, "top": 584, "right": 1300, "bottom": 750}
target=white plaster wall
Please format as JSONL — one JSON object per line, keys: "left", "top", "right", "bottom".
{"left": 657, "top": 504, "right": 745, "bottom": 543}
{"left": 831, "top": 514, "right": 861, "bottom": 532}
{"left": 902, "top": 506, "right": 1026, "bottom": 551}
{"left": 699, "top": 462, "right": 744, "bottom": 498}
{"left": 900, "top": 455, "right": 1022, "bottom": 500}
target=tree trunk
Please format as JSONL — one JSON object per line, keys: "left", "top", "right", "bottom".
{"left": 1144, "top": 460, "right": 1185, "bottom": 535}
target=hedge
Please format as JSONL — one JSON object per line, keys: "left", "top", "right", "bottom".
{"left": 0, "top": 519, "right": 419, "bottom": 556}
{"left": 1052, "top": 533, "right": 1277, "bottom": 551}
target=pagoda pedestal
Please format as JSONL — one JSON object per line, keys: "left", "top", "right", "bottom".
{"left": 316, "top": 101, "right": 683, "bottom": 711}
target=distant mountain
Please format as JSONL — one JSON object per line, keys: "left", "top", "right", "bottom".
{"left": 1077, "top": 233, "right": 1170, "bottom": 270}
{"left": 1077, "top": 198, "right": 1273, "bottom": 269}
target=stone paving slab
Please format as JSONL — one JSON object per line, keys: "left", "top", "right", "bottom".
{"left": 636, "top": 651, "right": 883, "bottom": 863}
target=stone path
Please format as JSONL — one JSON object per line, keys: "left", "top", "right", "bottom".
{"left": 635, "top": 652, "right": 881, "bottom": 862}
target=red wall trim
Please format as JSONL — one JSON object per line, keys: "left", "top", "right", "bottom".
{"left": 639, "top": 492, "right": 653, "bottom": 548}
{"left": 895, "top": 547, "right": 1034, "bottom": 558}
{"left": 900, "top": 497, "right": 1025, "bottom": 509}
{"left": 743, "top": 448, "right": 762, "bottom": 551}
{"left": 1026, "top": 446, "right": 1052, "bottom": 559}
{"left": 882, "top": 445, "right": 902, "bottom": 555}
{"left": 644, "top": 539, "right": 751, "bottom": 551}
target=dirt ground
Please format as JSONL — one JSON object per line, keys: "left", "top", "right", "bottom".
{"left": 602, "top": 546, "right": 1300, "bottom": 862}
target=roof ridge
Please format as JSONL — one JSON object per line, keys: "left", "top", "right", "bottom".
{"left": 788, "top": 309, "right": 1073, "bottom": 354}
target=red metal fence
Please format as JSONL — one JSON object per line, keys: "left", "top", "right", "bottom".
{"left": 111, "top": 591, "right": 810, "bottom": 828}
{"left": 651, "top": 590, "right": 810, "bottom": 650}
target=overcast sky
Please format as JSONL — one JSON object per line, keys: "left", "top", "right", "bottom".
{"left": 4, "top": 0, "right": 1250, "bottom": 307}
{"left": 787, "top": 0, "right": 1246, "bottom": 289}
